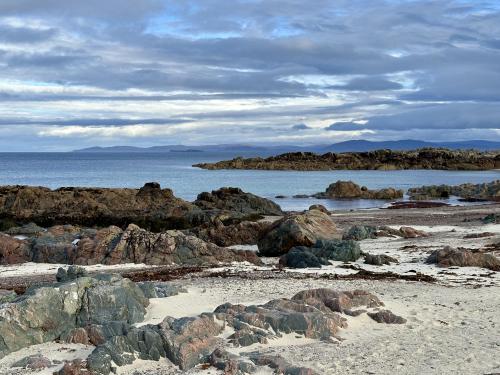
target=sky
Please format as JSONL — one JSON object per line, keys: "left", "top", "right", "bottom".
{"left": 0, "top": 0, "right": 499, "bottom": 151}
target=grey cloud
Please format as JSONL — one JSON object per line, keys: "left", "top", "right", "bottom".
{"left": 0, "top": 24, "right": 57, "bottom": 44}
{"left": 325, "top": 122, "right": 366, "bottom": 131}
{"left": 0, "top": 0, "right": 499, "bottom": 150}
{"left": 329, "top": 77, "right": 403, "bottom": 91}
{"left": 291, "top": 124, "right": 311, "bottom": 130}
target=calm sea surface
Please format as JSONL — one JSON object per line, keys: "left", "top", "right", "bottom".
{"left": 0, "top": 152, "right": 498, "bottom": 211}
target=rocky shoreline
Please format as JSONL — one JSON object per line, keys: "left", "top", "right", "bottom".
{"left": 194, "top": 148, "right": 500, "bottom": 171}
{"left": 0, "top": 182, "right": 499, "bottom": 374}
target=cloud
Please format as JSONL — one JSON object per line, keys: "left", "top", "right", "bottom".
{"left": 291, "top": 123, "right": 311, "bottom": 130}
{"left": 0, "top": 0, "right": 498, "bottom": 150}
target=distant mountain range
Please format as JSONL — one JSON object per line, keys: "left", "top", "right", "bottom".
{"left": 73, "top": 139, "right": 500, "bottom": 154}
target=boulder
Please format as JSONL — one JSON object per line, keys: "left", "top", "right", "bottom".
{"left": 257, "top": 210, "right": 340, "bottom": 256}
{"left": 308, "top": 204, "right": 329, "bottom": 214}
{"left": 0, "top": 234, "right": 31, "bottom": 264}
{"left": 314, "top": 181, "right": 403, "bottom": 200}
{"left": 0, "top": 271, "right": 148, "bottom": 359}
{"left": 54, "top": 359, "right": 87, "bottom": 375}
{"left": 426, "top": 246, "right": 500, "bottom": 271}
{"left": 368, "top": 310, "right": 407, "bottom": 324}
{"left": 279, "top": 247, "right": 330, "bottom": 268}
{"left": 312, "top": 239, "right": 362, "bottom": 262}
{"left": 194, "top": 187, "right": 283, "bottom": 216}
{"left": 343, "top": 225, "right": 428, "bottom": 241}
{"left": 343, "top": 225, "right": 379, "bottom": 241}
{"left": 364, "top": 254, "right": 398, "bottom": 266}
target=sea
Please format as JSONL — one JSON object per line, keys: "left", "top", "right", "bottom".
{"left": 0, "top": 152, "right": 498, "bottom": 211}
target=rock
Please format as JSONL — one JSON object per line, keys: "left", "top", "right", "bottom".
{"left": 87, "top": 314, "right": 223, "bottom": 374}
{"left": 191, "top": 217, "right": 270, "bottom": 247}
{"left": 398, "top": 226, "right": 428, "bottom": 239}
{"left": 137, "top": 282, "right": 186, "bottom": 299}
{"left": 54, "top": 359, "right": 87, "bottom": 375}
{"left": 426, "top": 246, "right": 500, "bottom": 271}
{"left": 312, "top": 239, "right": 362, "bottom": 262}
{"left": 463, "top": 232, "right": 495, "bottom": 239}
{"left": 209, "top": 348, "right": 256, "bottom": 374}
{"left": 0, "top": 272, "right": 148, "bottom": 359}
{"left": 257, "top": 210, "right": 340, "bottom": 256}
{"left": 279, "top": 247, "right": 330, "bottom": 268}
{"left": 308, "top": 204, "right": 329, "bottom": 214}
{"left": 12, "top": 354, "right": 51, "bottom": 370}
{"left": 343, "top": 225, "right": 379, "bottom": 241}
{"left": 408, "top": 180, "right": 500, "bottom": 201}
{"left": 0, "top": 224, "right": 262, "bottom": 266}
{"left": 249, "top": 353, "right": 316, "bottom": 375}
{"left": 60, "top": 327, "right": 90, "bottom": 345}
{"left": 279, "top": 239, "right": 362, "bottom": 268}
{"left": 343, "top": 225, "right": 428, "bottom": 241}
{"left": 368, "top": 310, "right": 407, "bottom": 324}
{"left": 85, "top": 288, "right": 393, "bottom": 374}
{"left": 5, "top": 222, "right": 45, "bottom": 236}
{"left": 194, "top": 149, "right": 500, "bottom": 171}
{"left": 482, "top": 214, "right": 499, "bottom": 224}
{"left": 314, "top": 181, "right": 403, "bottom": 200}
{"left": 56, "top": 266, "right": 89, "bottom": 282}
{"left": 385, "top": 201, "right": 450, "bottom": 209}
{"left": 194, "top": 187, "right": 283, "bottom": 216}
{"left": 0, "top": 289, "right": 17, "bottom": 304}
{"left": 0, "top": 183, "right": 194, "bottom": 231}
{"left": 364, "top": 254, "right": 398, "bottom": 266}
{"left": 0, "top": 233, "right": 31, "bottom": 264}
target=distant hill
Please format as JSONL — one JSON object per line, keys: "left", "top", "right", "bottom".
{"left": 74, "top": 140, "right": 500, "bottom": 154}
{"left": 321, "top": 140, "right": 500, "bottom": 152}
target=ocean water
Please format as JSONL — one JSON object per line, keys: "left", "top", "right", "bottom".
{"left": 0, "top": 152, "right": 498, "bottom": 211}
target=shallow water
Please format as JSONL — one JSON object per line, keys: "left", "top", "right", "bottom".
{"left": 0, "top": 152, "right": 498, "bottom": 211}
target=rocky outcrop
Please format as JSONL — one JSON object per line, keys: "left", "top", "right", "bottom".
{"left": 0, "top": 268, "right": 148, "bottom": 359}
{"left": 343, "top": 225, "right": 429, "bottom": 241}
{"left": 0, "top": 223, "right": 262, "bottom": 266}
{"left": 0, "top": 182, "right": 195, "bottom": 231}
{"left": 190, "top": 216, "right": 271, "bottom": 247}
{"left": 426, "top": 246, "right": 500, "bottom": 271}
{"left": 408, "top": 180, "right": 500, "bottom": 201}
{"left": 194, "top": 187, "right": 283, "bottom": 216}
{"left": 87, "top": 288, "right": 400, "bottom": 374}
{"left": 314, "top": 180, "right": 403, "bottom": 200}
{"left": 257, "top": 210, "right": 341, "bottom": 256}
{"left": 194, "top": 149, "right": 500, "bottom": 171}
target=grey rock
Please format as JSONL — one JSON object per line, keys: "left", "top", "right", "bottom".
{"left": 12, "top": 354, "right": 51, "bottom": 370}
{"left": 258, "top": 210, "right": 340, "bottom": 256}
{"left": 0, "top": 272, "right": 148, "bottom": 359}
{"left": 279, "top": 247, "right": 330, "bottom": 268}
{"left": 364, "top": 253, "right": 398, "bottom": 266}
{"left": 56, "top": 266, "right": 89, "bottom": 282}
{"left": 368, "top": 310, "right": 407, "bottom": 324}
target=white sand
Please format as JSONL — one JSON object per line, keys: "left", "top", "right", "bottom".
{"left": 0, "top": 262, "right": 153, "bottom": 278}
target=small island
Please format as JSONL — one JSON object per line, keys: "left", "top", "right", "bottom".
{"left": 194, "top": 148, "right": 500, "bottom": 171}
